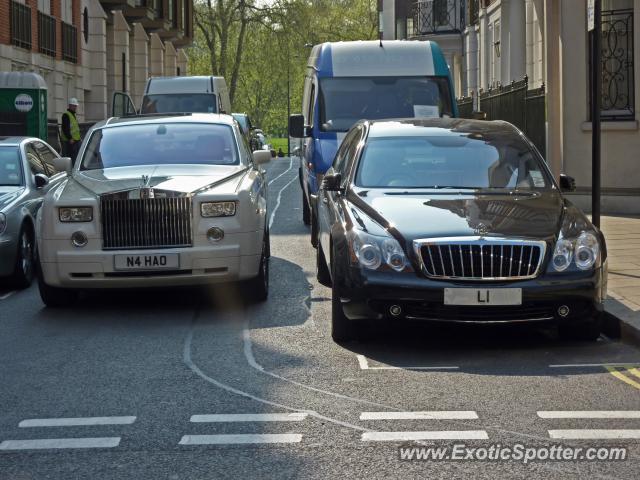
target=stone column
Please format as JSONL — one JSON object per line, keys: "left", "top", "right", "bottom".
{"left": 506, "top": 0, "right": 526, "bottom": 83}
{"left": 106, "top": 10, "right": 130, "bottom": 115}
{"left": 82, "top": 0, "right": 108, "bottom": 122}
{"left": 149, "top": 33, "right": 165, "bottom": 77}
{"left": 177, "top": 49, "right": 188, "bottom": 76}
{"left": 164, "top": 41, "right": 177, "bottom": 76}
{"left": 129, "top": 23, "right": 149, "bottom": 107}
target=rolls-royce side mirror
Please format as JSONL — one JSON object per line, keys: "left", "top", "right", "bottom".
{"left": 34, "top": 173, "right": 49, "bottom": 189}
{"left": 322, "top": 173, "right": 342, "bottom": 192}
{"left": 253, "top": 150, "right": 271, "bottom": 165}
{"left": 54, "top": 157, "right": 73, "bottom": 174}
{"left": 289, "top": 114, "right": 310, "bottom": 138}
{"left": 559, "top": 174, "right": 576, "bottom": 192}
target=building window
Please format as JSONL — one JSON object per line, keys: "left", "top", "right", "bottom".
{"left": 407, "top": 17, "right": 414, "bottom": 37}
{"left": 434, "top": 0, "right": 448, "bottom": 26}
{"left": 37, "top": 0, "right": 50, "bottom": 15}
{"left": 61, "top": 0, "right": 72, "bottom": 23}
{"left": 83, "top": 7, "right": 89, "bottom": 43}
{"left": 591, "top": 4, "right": 635, "bottom": 120}
{"left": 396, "top": 18, "right": 406, "bottom": 39}
{"left": 168, "top": 0, "right": 175, "bottom": 27}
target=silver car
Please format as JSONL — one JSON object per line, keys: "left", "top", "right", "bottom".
{"left": 0, "top": 137, "right": 65, "bottom": 287}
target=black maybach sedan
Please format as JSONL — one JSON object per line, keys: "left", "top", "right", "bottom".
{"left": 315, "top": 118, "right": 607, "bottom": 342}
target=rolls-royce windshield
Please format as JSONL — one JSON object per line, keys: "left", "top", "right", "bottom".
{"left": 355, "top": 135, "right": 552, "bottom": 190}
{"left": 80, "top": 123, "right": 239, "bottom": 170}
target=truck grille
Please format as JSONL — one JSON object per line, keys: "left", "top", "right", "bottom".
{"left": 413, "top": 237, "right": 546, "bottom": 280}
{"left": 101, "top": 197, "right": 193, "bottom": 250}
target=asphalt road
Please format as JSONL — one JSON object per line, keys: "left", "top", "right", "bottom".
{"left": 1, "top": 158, "right": 640, "bottom": 480}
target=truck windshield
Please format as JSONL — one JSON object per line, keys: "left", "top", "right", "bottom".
{"left": 80, "top": 123, "right": 239, "bottom": 170}
{"left": 319, "top": 77, "right": 452, "bottom": 132}
{"left": 0, "top": 147, "right": 23, "bottom": 186}
{"left": 141, "top": 94, "right": 218, "bottom": 114}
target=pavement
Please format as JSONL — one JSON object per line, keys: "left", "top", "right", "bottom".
{"left": 600, "top": 216, "right": 640, "bottom": 345}
{"left": 1, "top": 158, "right": 639, "bottom": 479}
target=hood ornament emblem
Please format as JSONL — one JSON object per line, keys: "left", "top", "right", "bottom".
{"left": 475, "top": 223, "right": 489, "bottom": 236}
{"left": 140, "top": 175, "right": 153, "bottom": 199}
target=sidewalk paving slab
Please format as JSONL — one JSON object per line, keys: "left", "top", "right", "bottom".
{"left": 601, "top": 216, "right": 640, "bottom": 345}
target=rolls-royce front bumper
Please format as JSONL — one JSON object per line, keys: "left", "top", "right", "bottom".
{"left": 38, "top": 231, "right": 262, "bottom": 288}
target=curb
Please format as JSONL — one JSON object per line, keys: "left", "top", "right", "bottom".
{"left": 604, "top": 297, "right": 640, "bottom": 347}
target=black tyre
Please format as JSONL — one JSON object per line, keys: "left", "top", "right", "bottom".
{"left": 302, "top": 190, "right": 311, "bottom": 225}
{"left": 331, "top": 260, "right": 355, "bottom": 342}
{"left": 11, "top": 225, "right": 35, "bottom": 288}
{"left": 559, "top": 315, "right": 602, "bottom": 341}
{"left": 316, "top": 242, "right": 331, "bottom": 287}
{"left": 37, "top": 269, "right": 78, "bottom": 307}
{"left": 246, "top": 234, "right": 269, "bottom": 302}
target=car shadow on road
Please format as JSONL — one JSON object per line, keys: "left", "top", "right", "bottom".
{"left": 338, "top": 320, "right": 636, "bottom": 377}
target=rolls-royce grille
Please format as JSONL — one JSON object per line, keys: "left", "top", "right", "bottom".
{"left": 416, "top": 239, "right": 545, "bottom": 280}
{"left": 101, "top": 197, "right": 193, "bottom": 250}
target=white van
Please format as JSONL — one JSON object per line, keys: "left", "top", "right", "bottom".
{"left": 112, "top": 76, "right": 232, "bottom": 116}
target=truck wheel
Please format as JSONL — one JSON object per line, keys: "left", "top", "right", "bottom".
{"left": 11, "top": 226, "right": 35, "bottom": 289}
{"left": 37, "top": 269, "right": 78, "bottom": 307}
{"left": 302, "top": 190, "right": 311, "bottom": 225}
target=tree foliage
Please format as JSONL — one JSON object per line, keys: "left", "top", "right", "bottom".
{"left": 189, "top": 0, "right": 378, "bottom": 135}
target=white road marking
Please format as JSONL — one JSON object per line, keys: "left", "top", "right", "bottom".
{"left": 190, "top": 413, "right": 307, "bottom": 423}
{"left": 361, "top": 431, "right": 489, "bottom": 442}
{"left": 179, "top": 434, "right": 302, "bottom": 445}
{"left": 360, "top": 411, "right": 479, "bottom": 421}
{"left": 269, "top": 175, "right": 298, "bottom": 230}
{"left": 538, "top": 411, "right": 640, "bottom": 419}
{"left": 549, "top": 363, "right": 640, "bottom": 368}
{"left": 0, "top": 291, "right": 16, "bottom": 300}
{"left": 268, "top": 157, "right": 294, "bottom": 186}
{"left": 549, "top": 430, "right": 640, "bottom": 439}
{"left": 19, "top": 416, "right": 136, "bottom": 428}
{"left": 0, "top": 437, "right": 121, "bottom": 450}
{"left": 356, "top": 354, "right": 459, "bottom": 371}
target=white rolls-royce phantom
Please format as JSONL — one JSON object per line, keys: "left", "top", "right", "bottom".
{"left": 36, "top": 114, "right": 271, "bottom": 307}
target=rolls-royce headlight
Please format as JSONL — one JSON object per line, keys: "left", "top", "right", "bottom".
{"left": 59, "top": 207, "right": 93, "bottom": 222}
{"left": 0, "top": 213, "right": 6, "bottom": 234}
{"left": 552, "top": 237, "right": 573, "bottom": 272}
{"left": 201, "top": 201, "right": 236, "bottom": 217}
{"left": 348, "top": 229, "right": 409, "bottom": 272}
{"left": 575, "top": 231, "right": 600, "bottom": 270}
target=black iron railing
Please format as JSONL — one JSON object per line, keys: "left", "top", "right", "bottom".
{"left": 599, "top": 8, "right": 634, "bottom": 120}
{"left": 10, "top": 0, "right": 32, "bottom": 49}
{"left": 413, "top": 0, "right": 465, "bottom": 35}
{"left": 62, "top": 21, "right": 78, "bottom": 63}
{"left": 38, "top": 11, "right": 56, "bottom": 57}
{"left": 457, "top": 76, "right": 546, "bottom": 158}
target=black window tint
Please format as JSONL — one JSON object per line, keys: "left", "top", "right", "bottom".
{"left": 25, "top": 144, "right": 47, "bottom": 177}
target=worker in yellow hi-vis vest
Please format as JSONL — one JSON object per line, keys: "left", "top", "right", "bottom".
{"left": 60, "top": 98, "right": 81, "bottom": 160}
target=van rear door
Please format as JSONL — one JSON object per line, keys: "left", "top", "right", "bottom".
{"left": 112, "top": 92, "right": 137, "bottom": 117}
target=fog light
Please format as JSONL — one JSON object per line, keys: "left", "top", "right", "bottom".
{"left": 207, "top": 227, "right": 224, "bottom": 243}
{"left": 558, "top": 305, "right": 570, "bottom": 317}
{"left": 71, "top": 231, "right": 88, "bottom": 248}
{"left": 389, "top": 305, "right": 402, "bottom": 317}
